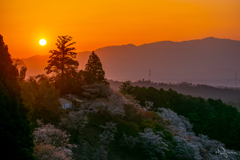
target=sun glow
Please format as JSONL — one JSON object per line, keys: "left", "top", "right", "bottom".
{"left": 1, "top": 0, "right": 240, "bottom": 58}
{"left": 39, "top": 39, "right": 46, "bottom": 46}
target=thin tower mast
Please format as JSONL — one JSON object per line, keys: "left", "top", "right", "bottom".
{"left": 149, "top": 69, "right": 151, "bottom": 81}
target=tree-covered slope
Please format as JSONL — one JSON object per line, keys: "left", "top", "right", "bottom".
{"left": 31, "top": 83, "right": 240, "bottom": 159}
{"left": 126, "top": 85, "right": 240, "bottom": 151}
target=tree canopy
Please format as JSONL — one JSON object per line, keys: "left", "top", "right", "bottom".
{"left": 45, "top": 35, "right": 79, "bottom": 92}
{"left": 13, "top": 58, "right": 27, "bottom": 81}
{"left": 0, "top": 34, "right": 34, "bottom": 159}
{"left": 128, "top": 85, "right": 240, "bottom": 151}
{"left": 119, "top": 80, "right": 134, "bottom": 93}
{"left": 20, "top": 77, "right": 61, "bottom": 125}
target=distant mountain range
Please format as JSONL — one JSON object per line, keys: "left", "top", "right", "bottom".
{"left": 22, "top": 37, "right": 240, "bottom": 87}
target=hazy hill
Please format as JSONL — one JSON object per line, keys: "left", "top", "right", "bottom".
{"left": 23, "top": 37, "right": 240, "bottom": 87}
{"left": 107, "top": 79, "right": 240, "bottom": 104}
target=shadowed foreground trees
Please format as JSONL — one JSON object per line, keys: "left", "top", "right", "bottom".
{"left": 20, "top": 77, "right": 61, "bottom": 125}
{"left": 0, "top": 35, "right": 34, "bottom": 159}
{"left": 13, "top": 58, "right": 27, "bottom": 81}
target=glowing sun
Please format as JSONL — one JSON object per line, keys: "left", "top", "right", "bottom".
{"left": 39, "top": 39, "right": 46, "bottom": 46}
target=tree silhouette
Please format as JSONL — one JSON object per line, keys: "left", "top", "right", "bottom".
{"left": 119, "top": 80, "right": 134, "bottom": 93}
{"left": 0, "top": 35, "right": 34, "bottom": 159}
{"left": 85, "top": 51, "right": 108, "bottom": 85}
{"left": 45, "top": 35, "right": 79, "bottom": 91}
{"left": 13, "top": 58, "right": 27, "bottom": 81}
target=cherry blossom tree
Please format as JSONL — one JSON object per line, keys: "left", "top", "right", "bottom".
{"left": 33, "top": 120, "right": 76, "bottom": 160}
{"left": 139, "top": 128, "right": 169, "bottom": 160}
{"left": 81, "top": 83, "right": 126, "bottom": 116}
{"left": 60, "top": 110, "right": 88, "bottom": 142}
{"left": 94, "top": 122, "right": 117, "bottom": 160}
{"left": 158, "top": 108, "right": 239, "bottom": 160}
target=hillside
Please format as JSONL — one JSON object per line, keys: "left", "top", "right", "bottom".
{"left": 23, "top": 37, "right": 240, "bottom": 87}
{"left": 29, "top": 82, "right": 240, "bottom": 159}
{"left": 108, "top": 80, "right": 240, "bottom": 110}
{"left": 14, "top": 38, "right": 240, "bottom": 159}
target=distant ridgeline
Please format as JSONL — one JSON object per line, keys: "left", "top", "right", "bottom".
{"left": 108, "top": 80, "right": 240, "bottom": 110}
{"left": 23, "top": 37, "right": 240, "bottom": 87}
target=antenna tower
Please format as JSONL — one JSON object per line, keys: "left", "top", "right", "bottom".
{"left": 149, "top": 69, "right": 151, "bottom": 81}
{"left": 235, "top": 73, "right": 237, "bottom": 87}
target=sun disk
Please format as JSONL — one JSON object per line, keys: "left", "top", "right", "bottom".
{"left": 39, "top": 39, "right": 46, "bottom": 46}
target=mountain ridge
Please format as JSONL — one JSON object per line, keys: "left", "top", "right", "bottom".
{"left": 22, "top": 37, "right": 240, "bottom": 87}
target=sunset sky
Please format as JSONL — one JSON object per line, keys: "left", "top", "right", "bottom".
{"left": 1, "top": 0, "right": 240, "bottom": 58}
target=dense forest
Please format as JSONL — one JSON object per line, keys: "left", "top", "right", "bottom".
{"left": 119, "top": 81, "right": 240, "bottom": 150}
{"left": 108, "top": 80, "right": 240, "bottom": 111}
{"left": 1, "top": 35, "right": 240, "bottom": 159}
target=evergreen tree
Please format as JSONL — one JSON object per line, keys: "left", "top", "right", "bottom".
{"left": 85, "top": 51, "right": 108, "bottom": 85}
{"left": 45, "top": 35, "right": 79, "bottom": 93}
{"left": 0, "top": 35, "right": 34, "bottom": 159}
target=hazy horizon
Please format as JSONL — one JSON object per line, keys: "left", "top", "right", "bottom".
{"left": 1, "top": 0, "right": 240, "bottom": 58}
{"left": 19, "top": 37, "right": 240, "bottom": 88}
{"left": 17, "top": 37, "right": 239, "bottom": 59}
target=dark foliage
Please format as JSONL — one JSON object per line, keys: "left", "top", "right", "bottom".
{"left": 45, "top": 35, "right": 79, "bottom": 94}
{"left": 119, "top": 80, "right": 134, "bottom": 93}
{"left": 12, "top": 58, "right": 27, "bottom": 81}
{"left": 85, "top": 51, "right": 109, "bottom": 86}
{"left": 129, "top": 85, "right": 240, "bottom": 151}
{"left": 109, "top": 79, "right": 240, "bottom": 110}
{"left": 0, "top": 35, "right": 34, "bottom": 159}
{"left": 85, "top": 104, "right": 175, "bottom": 160}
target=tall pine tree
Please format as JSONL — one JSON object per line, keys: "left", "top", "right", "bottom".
{"left": 45, "top": 35, "right": 79, "bottom": 93}
{"left": 85, "top": 51, "right": 109, "bottom": 85}
{"left": 0, "top": 35, "right": 34, "bottom": 159}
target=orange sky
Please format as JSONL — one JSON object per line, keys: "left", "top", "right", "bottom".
{"left": 1, "top": 0, "right": 240, "bottom": 58}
